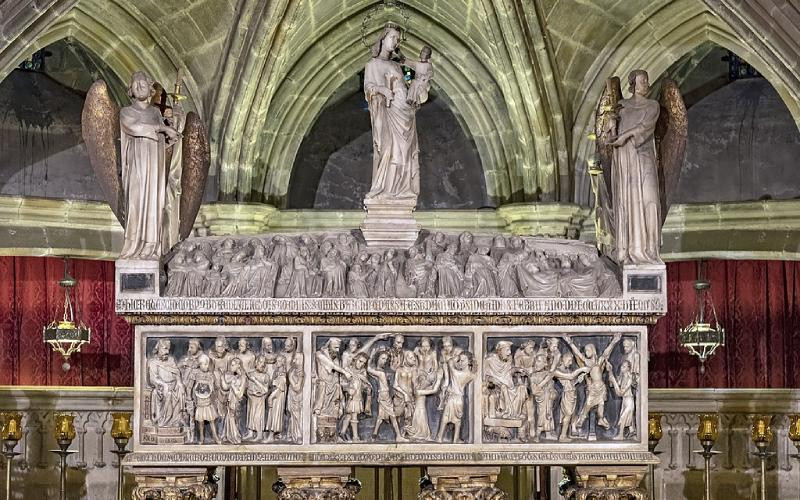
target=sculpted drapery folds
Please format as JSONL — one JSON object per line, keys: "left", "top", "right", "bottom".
{"left": 82, "top": 72, "right": 210, "bottom": 261}
{"left": 363, "top": 24, "right": 430, "bottom": 207}
{"left": 593, "top": 70, "right": 687, "bottom": 266}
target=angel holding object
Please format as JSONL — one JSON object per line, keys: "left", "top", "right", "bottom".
{"left": 592, "top": 69, "right": 687, "bottom": 266}
{"left": 82, "top": 69, "right": 210, "bottom": 261}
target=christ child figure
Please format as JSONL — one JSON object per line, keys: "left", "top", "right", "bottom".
{"left": 192, "top": 354, "right": 221, "bottom": 444}
{"left": 405, "top": 45, "right": 433, "bottom": 106}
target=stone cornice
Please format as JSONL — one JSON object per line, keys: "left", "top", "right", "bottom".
{"left": 3, "top": 195, "right": 800, "bottom": 261}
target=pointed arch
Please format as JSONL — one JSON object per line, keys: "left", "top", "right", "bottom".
{"left": 571, "top": 0, "right": 800, "bottom": 204}
{"left": 0, "top": 1, "right": 203, "bottom": 115}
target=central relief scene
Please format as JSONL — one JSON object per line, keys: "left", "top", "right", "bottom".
{"left": 312, "top": 333, "right": 474, "bottom": 444}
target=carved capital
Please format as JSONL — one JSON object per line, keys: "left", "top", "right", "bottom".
{"left": 419, "top": 466, "right": 507, "bottom": 500}
{"left": 274, "top": 467, "right": 361, "bottom": 500}
{"left": 563, "top": 465, "right": 647, "bottom": 500}
{"left": 131, "top": 466, "right": 217, "bottom": 500}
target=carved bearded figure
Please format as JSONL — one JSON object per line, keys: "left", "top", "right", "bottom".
{"left": 147, "top": 339, "right": 186, "bottom": 427}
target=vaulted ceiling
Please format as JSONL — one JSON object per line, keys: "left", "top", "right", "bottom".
{"left": 2, "top": 0, "right": 799, "bottom": 207}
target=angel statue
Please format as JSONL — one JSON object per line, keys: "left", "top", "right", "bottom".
{"left": 592, "top": 70, "right": 687, "bottom": 266}
{"left": 82, "top": 70, "right": 210, "bottom": 261}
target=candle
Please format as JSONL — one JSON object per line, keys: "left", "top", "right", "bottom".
{"left": 111, "top": 413, "right": 133, "bottom": 440}
{"left": 751, "top": 415, "right": 773, "bottom": 444}
{"left": 1, "top": 412, "right": 22, "bottom": 441}
{"left": 697, "top": 414, "right": 719, "bottom": 443}
{"left": 789, "top": 414, "right": 800, "bottom": 444}
{"left": 648, "top": 413, "right": 663, "bottom": 442}
{"left": 53, "top": 413, "right": 76, "bottom": 442}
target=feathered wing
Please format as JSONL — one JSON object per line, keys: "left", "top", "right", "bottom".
{"left": 655, "top": 78, "right": 688, "bottom": 225}
{"left": 81, "top": 80, "right": 124, "bottom": 225}
{"left": 592, "top": 77, "right": 622, "bottom": 252}
{"left": 179, "top": 112, "right": 211, "bottom": 240}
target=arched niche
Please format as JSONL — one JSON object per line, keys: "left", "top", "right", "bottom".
{"left": 286, "top": 75, "right": 489, "bottom": 210}
{"left": 663, "top": 44, "right": 800, "bottom": 203}
{"left": 0, "top": 37, "right": 125, "bottom": 201}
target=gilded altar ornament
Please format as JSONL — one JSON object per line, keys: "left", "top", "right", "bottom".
{"left": 52, "top": 413, "right": 78, "bottom": 500}
{"left": 751, "top": 415, "right": 773, "bottom": 500}
{"left": 1, "top": 412, "right": 22, "bottom": 500}
{"left": 697, "top": 413, "right": 719, "bottom": 443}
{"left": 43, "top": 259, "right": 90, "bottom": 372}
{"left": 111, "top": 412, "right": 133, "bottom": 500}
{"left": 82, "top": 69, "right": 210, "bottom": 260}
{"left": 592, "top": 71, "right": 687, "bottom": 266}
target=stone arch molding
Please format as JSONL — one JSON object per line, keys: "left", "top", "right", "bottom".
{"left": 571, "top": 0, "right": 800, "bottom": 204}
{"left": 212, "top": 0, "right": 569, "bottom": 207}
{"left": 0, "top": 0, "right": 203, "bottom": 116}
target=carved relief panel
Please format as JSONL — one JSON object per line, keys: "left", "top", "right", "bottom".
{"left": 311, "top": 332, "right": 474, "bottom": 444}
{"left": 483, "top": 332, "right": 641, "bottom": 444}
{"left": 139, "top": 333, "right": 303, "bottom": 446}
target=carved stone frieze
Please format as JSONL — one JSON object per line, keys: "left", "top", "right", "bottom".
{"left": 482, "top": 333, "right": 641, "bottom": 444}
{"left": 156, "top": 231, "right": 621, "bottom": 301}
{"left": 141, "top": 335, "right": 303, "bottom": 446}
{"left": 134, "top": 325, "right": 650, "bottom": 466}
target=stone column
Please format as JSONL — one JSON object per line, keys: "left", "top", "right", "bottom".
{"left": 130, "top": 466, "right": 217, "bottom": 500}
{"left": 563, "top": 465, "right": 648, "bottom": 499}
{"left": 272, "top": 466, "right": 361, "bottom": 499}
{"left": 418, "top": 466, "right": 506, "bottom": 499}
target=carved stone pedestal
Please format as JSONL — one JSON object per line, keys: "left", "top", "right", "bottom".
{"left": 130, "top": 466, "right": 217, "bottom": 500}
{"left": 419, "top": 466, "right": 506, "bottom": 500}
{"left": 273, "top": 466, "right": 361, "bottom": 499}
{"left": 360, "top": 199, "right": 420, "bottom": 249}
{"left": 563, "top": 465, "right": 648, "bottom": 500}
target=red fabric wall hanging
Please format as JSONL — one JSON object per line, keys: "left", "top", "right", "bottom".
{"left": 0, "top": 257, "right": 798, "bottom": 388}
{"left": 0, "top": 256, "right": 132, "bottom": 386}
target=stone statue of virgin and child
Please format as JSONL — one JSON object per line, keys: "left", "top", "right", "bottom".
{"left": 363, "top": 24, "right": 433, "bottom": 208}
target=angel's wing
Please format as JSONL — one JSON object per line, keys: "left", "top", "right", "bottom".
{"left": 591, "top": 77, "right": 622, "bottom": 253}
{"left": 81, "top": 80, "right": 124, "bottom": 225}
{"left": 594, "top": 77, "right": 623, "bottom": 196}
{"left": 655, "top": 78, "right": 688, "bottom": 224}
{"left": 178, "top": 112, "right": 211, "bottom": 240}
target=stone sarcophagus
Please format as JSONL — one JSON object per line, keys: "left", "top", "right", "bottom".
{"left": 127, "top": 325, "right": 650, "bottom": 467}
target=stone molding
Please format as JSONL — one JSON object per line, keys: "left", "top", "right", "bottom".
{"left": 4, "top": 195, "right": 800, "bottom": 261}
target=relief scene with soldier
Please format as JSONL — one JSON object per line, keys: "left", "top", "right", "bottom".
{"left": 483, "top": 334, "right": 640, "bottom": 443}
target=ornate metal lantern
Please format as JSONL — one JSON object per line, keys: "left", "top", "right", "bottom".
{"left": 678, "top": 265, "right": 725, "bottom": 374}
{"left": 43, "top": 259, "right": 90, "bottom": 372}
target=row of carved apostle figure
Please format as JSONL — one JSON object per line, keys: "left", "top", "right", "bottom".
{"left": 164, "top": 231, "right": 621, "bottom": 299}
{"left": 482, "top": 335, "right": 640, "bottom": 442}
{"left": 312, "top": 333, "right": 476, "bottom": 443}
{"left": 145, "top": 336, "right": 304, "bottom": 445}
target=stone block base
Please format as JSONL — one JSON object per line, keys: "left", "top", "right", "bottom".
{"left": 116, "top": 259, "right": 163, "bottom": 299}
{"left": 360, "top": 200, "right": 420, "bottom": 249}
